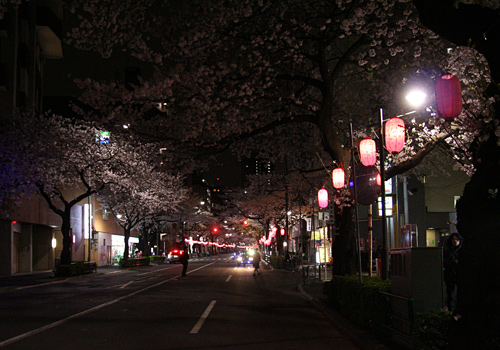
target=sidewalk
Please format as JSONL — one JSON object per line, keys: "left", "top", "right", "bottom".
{"left": 298, "top": 280, "right": 393, "bottom": 350}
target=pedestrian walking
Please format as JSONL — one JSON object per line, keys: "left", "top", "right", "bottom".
{"left": 253, "top": 250, "right": 261, "bottom": 276}
{"left": 443, "top": 233, "right": 461, "bottom": 313}
{"left": 180, "top": 248, "right": 189, "bottom": 276}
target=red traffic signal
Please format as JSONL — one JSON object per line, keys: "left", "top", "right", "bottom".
{"left": 243, "top": 220, "right": 248, "bottom": 225}
{"left": 212, "top": 227, "right": 219, "bottom": 233}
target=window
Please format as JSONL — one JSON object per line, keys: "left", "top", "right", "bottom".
{"left": 102, "top": 209, "right": 108, "bottom": 221}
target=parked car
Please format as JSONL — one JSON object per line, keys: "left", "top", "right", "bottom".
{"left": 167, "top": 249, "right": 186, "bottom": 263}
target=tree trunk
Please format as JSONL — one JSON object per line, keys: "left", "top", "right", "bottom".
{"left": 332, "top": 204, "right": 357, "bottom": 275}
{"left": 454, "top": 134, "right": 500, "bottom": 347}
{"left": 123, "top": 227, "right": 131, "bottom": 259}
{"left": 276, "top": 225, "right": 284, "bottom": 255}
{"left": 60, "top": 210, "right": 72, "bottom": 265}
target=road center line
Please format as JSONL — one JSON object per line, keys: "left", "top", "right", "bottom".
{"left": 119, "top": 281, "right": 134, "bottom": 289}
{"left": 190, "top": 300, "right": 217, "bottom": 334}
{"left": 225, "top": 275, "right": 232, "bottom": 282}
{"left": 0, "top": 262, "right": 215, "bottom": 348}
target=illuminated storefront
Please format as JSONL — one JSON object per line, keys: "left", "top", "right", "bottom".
{"left": 111, "top": 235, "right": 139, "bottom": 264}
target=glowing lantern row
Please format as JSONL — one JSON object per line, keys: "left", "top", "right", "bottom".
{"left": 269, "top": 227, "right": 277, "bottom": 238}
{"left": 385, "top": 117, "right": 405, "bottom": 153}
{"left": 332, "top": 167, "right": 345, "bottom": 189}
{"left": 436, "top": 74, "right": 462, "bottom": 121}
{"left": 359, "top": 138, "right": 377, "bottom": 166}
{"left": 318, "top": 188, "right": 329, "bottom": 208}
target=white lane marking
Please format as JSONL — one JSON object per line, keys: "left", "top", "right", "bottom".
{"left": 137, "top": 266, "right": 176, "bottom": 276}
{"left": 119, "top": 281, "right": 134, "bottom": 289}
{"left": 225, "top": 275, "right": 232, "bottom": 282}
{"left": 190, "top": 300, "right": 217, "bottom": 334}
{"left": 0, "top": 262, "right": 215, "bottom": 348}
{"left": 17, "top": 279, "right": 68, "bottom": 290}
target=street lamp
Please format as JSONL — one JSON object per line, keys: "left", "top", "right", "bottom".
{"left": 348, "top": 92, "right": 427, "bottom": 280}
{"left": 344, "top": 74, "right": 461, "bottom": 280}
{"left": 379, "top": 87, "right": 431, "bottom": 279}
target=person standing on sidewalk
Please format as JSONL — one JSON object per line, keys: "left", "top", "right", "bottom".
{"left": 443, "top": 233, "right": 461, "bottom": 312}
{"left": 253, "top": 250, "right": 261, "bottom": 276}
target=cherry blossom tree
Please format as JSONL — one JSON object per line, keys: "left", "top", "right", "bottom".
{"left": 64, "top": 0, "right": 480, "bottom": 275}
{"left": 217, "top": 172, "right": 316, "bottom": 255}
{"left": 96, "top": 150, "right": 187, "bottom": 260}
{"left": 42, "top": 0, "right": 498, "bottom": 344}
{"left": 0, "top": 112, "right": 123, "bottom": 265}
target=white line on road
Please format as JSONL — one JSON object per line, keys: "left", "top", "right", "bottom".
{"left": 119, "top": 280, "right": 134, "bottom": 289}
{"left": 0, "top": 262, "right": 215, "bottom": 348}
{"left": 137, "top": 266, "right": 176, "bottom": 276}
{"left": 225, "top": 275, "right": 232, "bottom": 282}
{"left": 16, "top": 279, "right": 68, "bottom": 290}
{"left": 190, "top": 300, "right": 217, "bottom": 334}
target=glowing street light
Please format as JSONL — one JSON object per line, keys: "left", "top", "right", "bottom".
{"left": 405, "top": 89, "right": 427, "bottom": 108}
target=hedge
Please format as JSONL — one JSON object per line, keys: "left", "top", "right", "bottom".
{"left": 323, "top": 275, "right": 391, "bottom": 335}
{"left": 411, "top": 309, "right": 452, "bottom": 349}
{"left": 149, "top": 255, "right": 166, "bottom": 264}
{"left": 119, "top": 257, "right": 150, "bottom": 268}
{"left": 55, "top": 261, "right": 96, "bottom": 277}
{"left": 270, "top": 255, "right": 285, "bottom": 269}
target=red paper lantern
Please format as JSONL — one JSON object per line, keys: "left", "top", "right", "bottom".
{"left": 436, "top": 74, "right": 462, "bottom": 121}
{"left": 359, "top": 138, "right": 377, "bottom": 166}
{"left": 385, "top": 117, "right": 405, "bottom": 153}
{"left": 317, "top": 188, "right": 329, "bottom": 208}
{"left": 332, "top": 168, "right": 345, "bottom": 189}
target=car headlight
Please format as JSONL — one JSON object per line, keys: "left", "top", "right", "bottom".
{"left": 237, "top": 257, "right": 242, "bottom": 261}
{"left": 249, "top": 257, "right": 253, "bottom": 261}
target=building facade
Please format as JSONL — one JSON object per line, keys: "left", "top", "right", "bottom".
{"left": 0, "top": 2, "right": 136, "bottom": 276}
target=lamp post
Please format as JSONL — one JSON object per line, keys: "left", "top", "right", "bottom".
{"left": 350, "top": 122, "right": 364, "bottom": 284}
{"left": 379, "top": 108, "right": 389, "bottom": 280}
{"left": 347, "top": 74, "right": 460, "bottom": 280}
{"left": 318, "top": 188, "right": 328, "bottom": 281}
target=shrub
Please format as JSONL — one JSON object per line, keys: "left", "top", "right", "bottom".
{"left": 55, "top": 264, "right": 76, "bottom": 277}
{"left": 411, "top": 309, "right": 452, "bottom": 349}
{"left": 55, "top": 261, "right": 95, "bottom": 276}
{"left": 119, "top": 257, "right": 150, "bottom": 268}
{"left": 72, "top": 261, "right": 86, "bottom": 275}
{"left": 149, "top": 255, "right": 166, "bottom": 264}
{"left": 324, "top": 275, "right": 391, "bottom": 335}
{"left": 270, "top": 255, "right": 285, "bottom": 269}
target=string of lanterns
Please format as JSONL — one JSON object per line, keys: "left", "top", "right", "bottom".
{"left": 328, "top": 73, "right": 462, "bottom": 192}
{"left": 260, "top": 74, "right": 462, "bottom": 253}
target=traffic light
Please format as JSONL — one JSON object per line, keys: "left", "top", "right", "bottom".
{"left": 242, "top": 220, "right": 248, "bottom": 225}
{"left": 212, "top": 227, "right": 219, "bottom": 233}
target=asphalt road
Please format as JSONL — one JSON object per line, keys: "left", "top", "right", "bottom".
{"left": 0, "top": 255, "right": 359, "bottom": 350}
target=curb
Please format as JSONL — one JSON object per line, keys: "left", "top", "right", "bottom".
{"left": 297, "top": 284, "right": 391, "bottom": 350}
